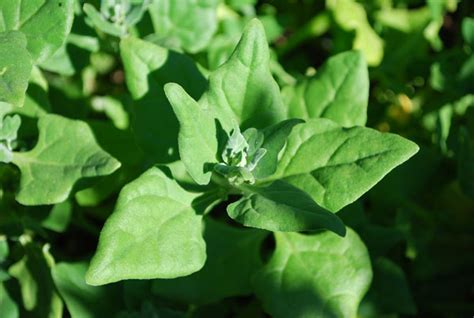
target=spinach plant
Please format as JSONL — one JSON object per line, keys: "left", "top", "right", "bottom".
{"left": 8, "top": 0, "right": 471, "bottom": 317}
{"left": 83, "top": 19, "right": 417, "bottom": 316}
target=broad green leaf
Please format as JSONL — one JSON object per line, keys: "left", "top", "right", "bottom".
{"left": 148, "top": 0, "right": 219, "bottom": 53}
{"left": 203, "top": 19, "right": 285, "bottom": 129}
{"left": 254, "top": 228, "right": 372, "bottom": 318}
{"left": 253, "top": 119, "right": 304, "bottom": 179}
{"left": 164, "top": 83, "right": 219, "bottom": 185}
{"left": 86, "top": 167, "right": 206, "bottom": 286}
{"left": 0, "top": 31, "right": 32, "bottom": 108}
{"left": 228, "top": 181, "right": 346, "bottom": 235}
{"left": 0, "top": 283, "right": 19, "bottom": 318}
{"left": 8, "top": 243, "right": 63, "bottom": 318}
{"left": 327, "top": 0, "right": 383, "bottom": 66}
{"left": 12, "top": 114, "right": 121, "bottom": 205}
{"left": 152, "top": 218, "right": 266, "bottom": 305}
{"left": 283, "top": 51, "right": 369, "bottom": 127}
{"left": 0, "top": 0, "right": 75, "bottom": 63}
{"left": 52, "top": 262, "right": 123, "bottom": 318}
{"left": 269, "top": 119, "right": 419, "bottom": 212}
{"left": 120, "top": 36, "right": 207, "bottom": 162}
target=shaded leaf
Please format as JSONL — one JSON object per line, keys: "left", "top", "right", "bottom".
{"left": 254, "top": 228, "right": 372, "bottom": 318}
{"left": 228, "top": 180, "right": 346, "bottom": 235}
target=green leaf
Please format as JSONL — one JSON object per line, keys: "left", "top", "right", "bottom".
{"left": 86, "top": 166, "right": 206, "bottom": 286}
{"left": 148, "top": 0, "right": 219, "bottom": 53}
{"left": 0, "top": 283, "right": 19, "bottom": 318}
{"left": 327, "top": 0, "right": 383, "bottom": 66}
{"left": 164, "top": 83, "right": 219, "bottom": 185}
{"left": 8, "top": 243, "right": 63, "bottom": 318}
{"left": 283, "top": 51, "right": 369, "bottom": 127}
{"left": 0, "top": 115, "right": 21, "bottom": 163}
{"left": 152, "top": 218, "right": 266, "bottom": 305}
{"left": 0, "top": 31, "right": 33, "bottom": 108}
{"left": 41, "top": 201, "right": 72, "bottom": 233}
{"left": 269, "top": 119, "right": 419, "bottom": 212}
{"left": 204, "top": 19, "right": 285, "bottom": 129}
{"left": 462, "top": 17, "right": 474, "bottom": 47}
{"left": 254, "top": 119, "right": 304, "bottom": 179}
{"left": 0, "top": 0, "right": 75, "bottom": 63}
{"left": 12, "top": 114, "right": 121, "bottom": 206}
{"left": 254, "top": 228, "right": 372, "bottom": 318}
{"left": 120, "top": 36, "right": 207, "bottom": 162}
{"left": 228, "top": 180, "right": 346, "bottom": 235}
{"left": 52, "top": 262, "right": 123, "bottom": 318}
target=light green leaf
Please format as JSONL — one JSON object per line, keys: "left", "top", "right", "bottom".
{"left": 203, "top": 18, "right": 286, "bottom": 129}
{"left": 152, "top": 218, "right": 266, "bottom": 305}
{"left": 0, "top": 31, "right": 32, "bottom": 108}
{"left": 86, "top": 167, "right": 206, "bottom": 286}
{"left": 462, "top": 17, "right": 474, "bottom": 47}
{"left": 254, "top": 228, "right": 372, "bottom": 318}
{"left": 0, "top": 283, "right": 19, "bottom": 318}
{"left": 164, "top": 83, "right": 219, "bottom": 185}
{"left": 52, "top": 262, "right": 123, "bottom": 318}
{"left": 8, "top": 243, "right": 63, "bottom": 318}
{"left": 228, "top": 180, "right": 346, "bottom": 235}
{"left": 283, "top": 51, "right": 369, "bottom": 127}
{"left": 149, "top": 0, "right": 219, "bottom": 53}
{"left": 0, "top": 115, "right": 21, "bottom": 163}
{"left": 268, "top": 119, "right": 419, "bottom": 212}
{"left": 41, "top": 201, "right": 72, "bottom": 233}
{"left": 0, "top": 0, "right": 75, "bottom": 63}
{"left": 327, "top": 0, "right": 383, "bottom": 66}
{"left": 12, "top": 114, "right": 121, "bottom": 206}
{"left": 120, "top": 36, "right": 207, "bottom": 162}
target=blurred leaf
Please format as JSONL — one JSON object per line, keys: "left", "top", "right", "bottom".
{"left": 8, "top": 243, "right": 63, "bottom": 318}
{"left": 0, "top": 32, "right": 32, "bottom": 108}
{"left": 52, "top": 262, "right": 123, "bottom": 318}
{"left": 0, "top": 0, "right": 74, "bottom": 63}
{"left": 327, "top": 0, "right": 384, "bottom": 66}
{"left": 149, "top": 0, "right": 219, "bottom": 53}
